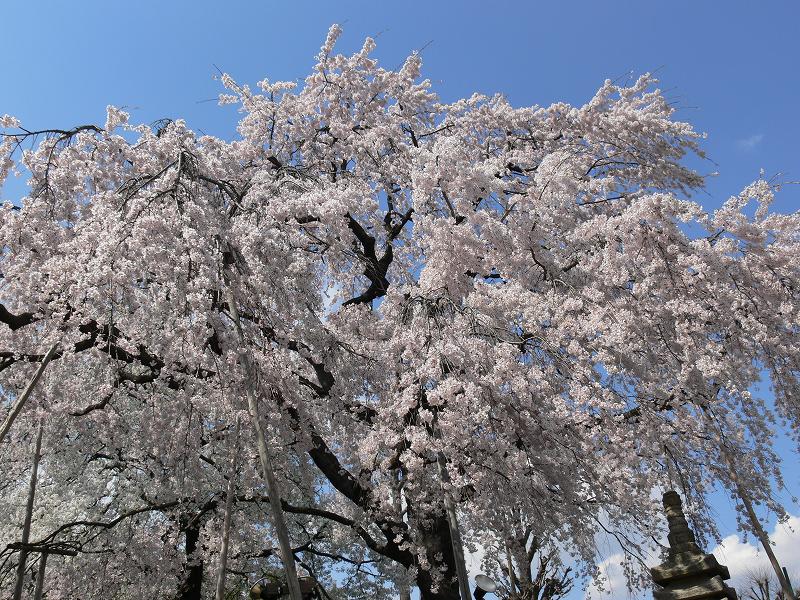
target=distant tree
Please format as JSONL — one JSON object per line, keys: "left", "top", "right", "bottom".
{"left": 479, "top": 519, "right": 574, "bottom": 600}
{"left": 741, "top": 567, "right": 796, "bottom": 600}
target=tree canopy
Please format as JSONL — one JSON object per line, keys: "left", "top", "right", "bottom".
{"left": 1, "top": 26, "right": 798, "bottom": 600}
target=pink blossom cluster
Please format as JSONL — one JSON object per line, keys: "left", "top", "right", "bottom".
{"left": 0, "top": 26, "right": 797, "bottom": 599}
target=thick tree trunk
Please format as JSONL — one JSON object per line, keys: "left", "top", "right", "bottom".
{"left": 415, "top": 510, "right": 462, "bottom": 600}
{"left": 437, "top": 451, "right": 471, "bottom": 600}
{"left": 179, "top": 523, "right": 204, "bottom": 600}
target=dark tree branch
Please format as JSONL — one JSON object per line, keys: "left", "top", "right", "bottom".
{"left": 343, "top": 214, "right": 393, "bottom": 306}
{"left": 0, "top": 305, "right": 36, "bottom": 331}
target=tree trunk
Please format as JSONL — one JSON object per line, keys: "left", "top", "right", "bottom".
{"left": 437, "top": 451, "right": 471, "bottom": 600}
{"left": 415, "top": 510, "right": 462, "bottom": 600}
{"left": 179, "top": 522, "right": 204, "bottom": 600}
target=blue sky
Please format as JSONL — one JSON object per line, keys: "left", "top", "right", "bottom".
{"left": 4, "top": 1, "right": 798, "bottom": 210}
{"left": 2, "top": 1, "right": 799, "bottom": 597}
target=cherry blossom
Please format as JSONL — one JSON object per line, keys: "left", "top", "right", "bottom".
{"left": 1, "top": 26, "right": 798, "bottom": 600}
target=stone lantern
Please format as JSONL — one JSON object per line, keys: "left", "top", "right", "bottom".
{"left": 651, "top": 491, "right": 737, "bottom": 600}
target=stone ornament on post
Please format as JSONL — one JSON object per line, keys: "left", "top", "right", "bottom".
{"left": 651, "top": 491, "right": 737, "bottom": 600}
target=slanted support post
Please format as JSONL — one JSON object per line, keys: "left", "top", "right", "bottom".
{"left": 12, "top": 424, "right": 44, "bottom": 600}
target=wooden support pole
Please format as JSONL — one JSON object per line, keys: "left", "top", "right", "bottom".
{"left": 0, "top": 344, "right": 58, "bottom": 444}
{"left": 700, "top": 403, "right": 795, "bottom": 600}
{"left": 12, "top": 423, "right": 43, "bottom": 600}
{"left": 736, "top": 483, "right": 796, "bottom": 600}
{"left": 224, "top": 286, "right": 303, "bottom": 600}
{"left": 7, "top": 544, "right": 76, "bottom": 600}
{"left": 432, "top": 410, "right": 471, "bottom": 600}
{"left": 716, "top": 438, "right": 796, "bottom": 600}
{"left": 33, "top": 552, "right": 47, "bottom": 600}
{"left": 215, "top": 420, "right": 240, "bottom": 600}
{"left": 214, "top": 468, "right": 236, "bottom": 600}
{"left": 784, "top": 567, "right": 796, "bottom": 600}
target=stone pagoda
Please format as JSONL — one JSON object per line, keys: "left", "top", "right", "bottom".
{"left": 651, "top": 491, "right": 738, "bottom": 600}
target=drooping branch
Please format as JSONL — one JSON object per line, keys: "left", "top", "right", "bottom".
{"left": 275, "top": 391, "right": 412, "bottom": 565}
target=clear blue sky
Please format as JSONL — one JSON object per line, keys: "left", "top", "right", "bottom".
{"left": 2, "top": 1, "right": 798, "bottom": 596}
{"left": 3, "top": 1, "right": 798, "bottom": 210}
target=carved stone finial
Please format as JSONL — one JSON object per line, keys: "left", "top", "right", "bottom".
{"left": 662, "top": 491, "right": 701, "bottom": 556}
{"left": 651, "top": 491, "right": 737, "bottom": 600}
